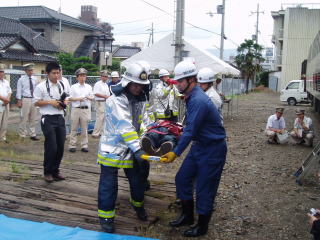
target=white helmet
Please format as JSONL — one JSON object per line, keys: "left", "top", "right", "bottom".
{"left": 159, "top": 69, "right": 170, "bottom": 78}
{"left": 174, "top": 60, "right": 198, "bottom": 81}
{"left": 197, "top": 67, "right": 216, "bottom": 83}
{"left": 136, "top": 60, "right": 151, "bottom": 75}
{"left": 111, "top": 71, "right": 119, "bottom": 78}
{"left": 121, "top": 63, "right": 150, "bottom": 87}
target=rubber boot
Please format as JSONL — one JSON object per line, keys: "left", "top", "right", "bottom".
{"left": 169, "top": 199, "right": 194, "bottom": 227}
{"left": 183, "top": 213, "right": 212, "bottom": 237}
{"left": 132, "top": 206, "right": 148, "bottom": 221}
{"left": 99, "top": 217, "right": 115, "bottom": 233}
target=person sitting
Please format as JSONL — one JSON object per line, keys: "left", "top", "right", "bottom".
{"left": 265, "top": 107, "right": 288, "bottom": 144}
{"left": 290, "top": 108, "right": 314, "bottom": 147}
{"left": 141, "top": 120, "right": 183, "bottom": 156}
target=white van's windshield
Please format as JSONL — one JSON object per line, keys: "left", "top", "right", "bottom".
{"left": 286, "top": 82, "right": 299, "bottom": 89}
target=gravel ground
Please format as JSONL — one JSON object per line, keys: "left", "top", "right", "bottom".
{"left": 3, "top": 90, "right": 320, "bottom": 240}
{"left": 148, "top": 90, "right": 320, "bottom": 240}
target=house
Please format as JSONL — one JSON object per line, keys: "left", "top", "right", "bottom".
{"left": 271, "top": 5, "right": 320, "bottom": 90}
{"left": 112, "top": 46, "right": 141, "bottom": 61}
{"left": 0, "top": 16, "right": 58, "bottom": 74}
{"left": 0, "top": 5, "right": 114, "bottom": 66}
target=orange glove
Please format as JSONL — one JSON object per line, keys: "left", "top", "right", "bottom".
{"left": 160, "top": 152, "right": 177, "bottom": 163}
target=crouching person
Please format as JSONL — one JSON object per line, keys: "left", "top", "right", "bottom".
{"left": 97, "top": 63, "right": 150, "bottom": 233}
{"left": 290, "top": 108, "right": 314, "bottom": 147}
{"left": 265, "top": 108, "right": 288, "bottom": 144}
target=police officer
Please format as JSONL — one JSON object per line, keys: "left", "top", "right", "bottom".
{"left": 0, "top": 64, "right": 12, "bottom": 142}
{"left": 161, "top": 61, "right": 227, "bottom": 237}
{"left": 33, "top": 62, "right": 67, "bottom": 183}
{"left": 92, "top": 70, "right": 110, "bottom": 138}
{"left": 16, "top": 63, "right": 39, "bottom": 140}
{"left": 97, "top": 63, "right": 150, "bottom": 233}
{"left": 69, "top": 68, "right": 94, "bottom": 153}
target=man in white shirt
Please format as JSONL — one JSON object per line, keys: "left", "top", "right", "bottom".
{"left": 92, "top": 70, "right": 110, "bottom": 138}
{"left": 265, "top": 108, "right": 287, "bottom": 144}
{"left": 33, "top": 62, "right": 67, "bottom": 183}
{"left": 0, "top": 64, "right": 12, "bottom": 142}
{"left": 16, "top": 63, "right": 39, "bottom": 140}
{"left": 68, "top": 68, "right": 94, "bottom": 152}
{"left": 290, "top": 108, "right": 314, "bottom": 147}
{"left": 58, "top": 67, "right": 71, "bottom": 96}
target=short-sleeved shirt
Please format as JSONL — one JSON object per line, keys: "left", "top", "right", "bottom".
{"left": 266, "top": 114, "right": 286, "bottom": 130}
{"left": 59, "top": 77, "right": 71, "bottom": 95}
{"left": 70, "top": 83, "right": 93, "bottom": 108}
{"left": 93, "top": 80, "right": 110, "bottom": 101}
{"left": 294, "top": 116, "right": 312, "bottom": 130}
{"left": 33, "top": 80, "right": 65, "bottom": 115}
{"left": 16, "top": 75, "right": 37, "bottom": 99}
{"left": 0, "top": 79, "right": 12, "bottom": 111}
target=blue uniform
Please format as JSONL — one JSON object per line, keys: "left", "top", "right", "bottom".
{"left": 173, "top": 86, "right": 227, "bottom": 215}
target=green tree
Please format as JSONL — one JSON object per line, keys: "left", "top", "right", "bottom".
{"left": 235, "top": 39, "right": 265, "bottom": 93}
{"left": 57, "top": 53, "right": 99, "bottom": 75}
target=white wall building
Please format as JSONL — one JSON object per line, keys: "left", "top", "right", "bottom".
{"left": 271, "top": 6, "right": 320, "bottom": 90}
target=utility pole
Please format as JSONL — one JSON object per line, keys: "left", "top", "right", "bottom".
{"left": 58, "top": 0, "right": 62, "bottom": 52}
{"left": 251, "top": 4, "right": 264, "bottom": 87}
{"left": 147, "top": 23, "right": 154, "bottom": 47}
{"left": 251, "top": 3, "right": 264, "bottom": 45}
{"left": 174, "top": 0, "right": 185, "bottom": 66}
{"left": 218, "top": 0, "right": 225, "bottom": 60}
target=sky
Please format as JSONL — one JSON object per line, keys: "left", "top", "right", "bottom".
{"left": 1, "top": 0, "right": 320, "bottom": 52}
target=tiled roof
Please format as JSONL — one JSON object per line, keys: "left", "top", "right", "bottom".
{"left": 112, "top": 46, "right": 141, "bottom": 58}
{"left": 0, "top": 6, "right": 103, "bottom": 31}
{"left": 0, "top": 16, "right": 58, "bottom": 53}
{"left": 0, "top": 49, "right": 56, "bottom": 63}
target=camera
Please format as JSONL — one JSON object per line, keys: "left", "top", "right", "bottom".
{"left": 58, "top": 92, "right": 67, "bottom": 109}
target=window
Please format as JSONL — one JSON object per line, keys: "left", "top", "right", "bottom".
{"left": 287, "top": 82, "right": 299, "bottom": 89}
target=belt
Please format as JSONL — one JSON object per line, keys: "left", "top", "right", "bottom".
{"left": 96, "top": 100, "right": 106, "bottom": 102}
{"left": 76, "top": 106, "right": 89, "bottom": 109}
{"left": 22, "top": 96, "right": 33, "bottom": 98}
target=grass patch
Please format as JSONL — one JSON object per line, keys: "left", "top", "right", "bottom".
{"left": 0, "top": 148, "right": 41, "bottom": 161}
{"left": 0, "top": 159, "right": 31, "bottom": 182}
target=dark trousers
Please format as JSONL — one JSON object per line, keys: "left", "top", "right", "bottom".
{"left": 145, "top": 127, "right": 177, "bottom": 148}
{"left": 176, "top": 140, "right": 227, "bottom": 215}
{"left": 98, "top": 162, "right": 146, "bottom": 213}
{"left": 40, "top": 114, "right": 66, "bottom": 175}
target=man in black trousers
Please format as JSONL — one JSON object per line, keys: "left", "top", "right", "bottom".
{"left": 34, "top": 62, "right": 67, "bottom": 183}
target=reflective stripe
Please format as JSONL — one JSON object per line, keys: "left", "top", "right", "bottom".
{"left": 122, "top": 131, "right": 139, "bottom": 142}
{"left": 130, "top": 198, "right": 143, "bottom": 208}
{"left": 122, "top": 131, "right": 138, "bottom": 138}
{"left": 138, "top": 120, "right": 142, "bottom": 124}
{"left": 157, "top": 113, "right": 171, "bottom": 118}
{"left": 98, "top": 209, "right": 115, "bottom": 218}
{"left": 97, "top": 154, "right": 133, "bottom": 168}
{"left": 124, "top": 136, "right": 139, "bottom": 142}
{"left": 173, "top": 111, "right": 179, "bottom": 116}
{"left": 149, "top": 114, "right": 155, "bottom": 121}
{"left": 163, "top": 89, "right": 169, "bottom": 96}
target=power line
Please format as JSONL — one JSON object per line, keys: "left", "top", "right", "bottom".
{"left": 111, "top": 15, "right": 165, "bottom": 25}
{"left": 139, "top": 0, "right": 239, "bottom": 46}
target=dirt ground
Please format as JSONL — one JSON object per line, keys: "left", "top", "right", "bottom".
{"left": 1, "top": 90, "right": 320, "bottom": 240}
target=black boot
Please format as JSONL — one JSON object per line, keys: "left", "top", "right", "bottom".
{"left": 132, "top": 206, "right": 148, "bottom": 221}
{"left": 169, "top": 199, "right": 194, "bottom": 227}
{"left": 183, "top": 214, "right": 212, "bottom": 237}
{"left": 99, "top": 217, "right": 115, "bottom": 233}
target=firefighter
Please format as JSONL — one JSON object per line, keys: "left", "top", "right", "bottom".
{"left": 161, "top": 61, "right": 227, "bottom": 237}
{"left": 97, "top": 62, "right": 151, "bottom": 233}
{"left": 151, "top": 68, "right": 180, "bottom": 122}
{"left": 197, "top": 67, "right": 222, "bottom": 112}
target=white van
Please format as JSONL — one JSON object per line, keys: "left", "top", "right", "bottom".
{"left": 280, "top": 80, "right": 310, "bottom": 106}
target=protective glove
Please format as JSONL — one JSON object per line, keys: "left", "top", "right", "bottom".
{"left": 160, "top": 151, "right": 177, "bottom": 163}
{"left": 134, "top": 149, "right": 147, "bottom": 164}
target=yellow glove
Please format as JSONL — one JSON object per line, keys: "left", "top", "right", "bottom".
{"left": 160, "top": 152, "right": 177, "bottom": 163}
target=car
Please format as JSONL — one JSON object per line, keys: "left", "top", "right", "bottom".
{"left": 280, "top": 80, "right": 310, "bottom": 106}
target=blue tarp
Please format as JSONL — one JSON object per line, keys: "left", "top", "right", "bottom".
{"left": 0, "top": 215, "right": 157, "bottom": 240}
